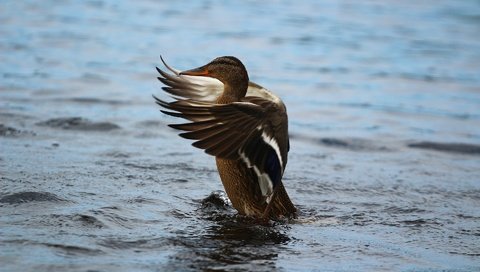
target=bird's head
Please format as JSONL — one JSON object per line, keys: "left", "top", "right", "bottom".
{"left": 180, "top": 56, "right": 249, "bottom": 98}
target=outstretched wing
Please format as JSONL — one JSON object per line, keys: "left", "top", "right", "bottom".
{"left": 154, "top": 58, "right": 289, "bottom": 201}
{"left": 156, "top": 56, "right": 224, "bottom": 101}
{"left": 153, "top": 96, "right": 289, "bottom": 200}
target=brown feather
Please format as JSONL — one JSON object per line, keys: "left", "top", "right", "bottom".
{"left": 154, "top": 57, "right": 296, "bottom": 219}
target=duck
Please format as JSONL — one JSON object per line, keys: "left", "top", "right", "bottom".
{"left": 153, "top": 56, "right": 296, "bottom": 220}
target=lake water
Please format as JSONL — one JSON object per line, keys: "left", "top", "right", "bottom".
{"left": 1, "top": 1, "right": 480, "bottom": 271}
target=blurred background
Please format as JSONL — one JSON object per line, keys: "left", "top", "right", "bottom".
{"left": 1, "top": 1, "right": 479, "bottom": 271}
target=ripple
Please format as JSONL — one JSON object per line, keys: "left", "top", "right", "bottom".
{"left": 0, "top": 124, "right": 35, "bottom": 137}
{"left": 125, "top": 196, "right": 157, "bottom": 204}
{"left": 97, "top": 237, "right": 167, "bottom": 250}
{"left": 90, "top": 206, "right": 134, "bottom": 229}
{"left": 72, "top": 214, "right": 106, "bottom": 228}
{"left": 61, "top": 97, "right": 127, "bottom": 105}
{"left": 408, "top": 141, "right": 480, "bottom": 155}
{"left": 400, "top": 218, "right": 441, "bottom": 227}
{"left": 36, "top": 117, "right": 120, "bottom": 131}
{"left": 0, "top": 191, "right": 67, "bottom": 204}
{"left": 41, "top": 243, "right": 104, "bottom": 256}
{"left": 35, "top": 213, "right": 105, "bottom": 229}
{"left": 135, "top": 120, "right": 164, "bottom": 128}
{"left": 77, "top": 73, "right": 110, "bottom": 84}
{"left": 101, "top": 151, "right": 134, "bottom": 158}
{"left": 383, "top": 206, "right": 427, "bottom": 214}
{"left": 291, "top": 134, "right": 391, "bottom": 152}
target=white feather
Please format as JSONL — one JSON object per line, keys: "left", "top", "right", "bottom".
{"left": 161, "top": 57, "right": 223, "bottom": 102}
{"left": 261, "top": 131, "right": 283, "bottom": 170}
{"left": 246, "top": 84, "right": 282, "bottom": 104}
{"left": 161, "top": 58, "right": 282, "bottom": 104}
{"left": 240, "top": 150, "right": 274, "bottom": 202}
{"left": 179, "top": 75, "right": 224, "bottom": 101}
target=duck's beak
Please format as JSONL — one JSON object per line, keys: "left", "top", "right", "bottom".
{"left": 179, "top": 65, "right": 211, "bottom": 77}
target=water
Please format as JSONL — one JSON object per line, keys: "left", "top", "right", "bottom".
{"left": 1, "top": 0, "right": 480, "bottom": 271}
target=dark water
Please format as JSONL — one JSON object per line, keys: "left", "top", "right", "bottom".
{"left": 1, "top": 1, "right": 480, "bottom": 271}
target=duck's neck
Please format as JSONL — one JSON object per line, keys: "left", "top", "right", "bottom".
{"left": 216, "top": 82, "right": 248, "bottom": 104}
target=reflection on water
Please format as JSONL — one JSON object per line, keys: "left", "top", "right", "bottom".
{"left": 168, "top": 217, "right": 290, "bottom": 271}
{"left": 1, "top": 0, "right": 480, "bottom": 271}
{"left": 164, "top": 191, "right": 290, "bottom": 271}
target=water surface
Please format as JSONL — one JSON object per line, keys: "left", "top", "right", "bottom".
{"left": 1, "top": 1, "right": 480, "bottom": 271}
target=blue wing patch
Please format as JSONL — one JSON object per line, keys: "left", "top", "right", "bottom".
{"left": 264, "top": 148, "right": 281, "bottom": 189}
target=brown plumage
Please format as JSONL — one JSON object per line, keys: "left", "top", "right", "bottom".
{"left": 154, "top": 56, "right": 296, "bottom": 219}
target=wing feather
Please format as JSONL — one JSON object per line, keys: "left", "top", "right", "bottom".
{"left": 154, "top": 58, "right": 289, "bottom": 200}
